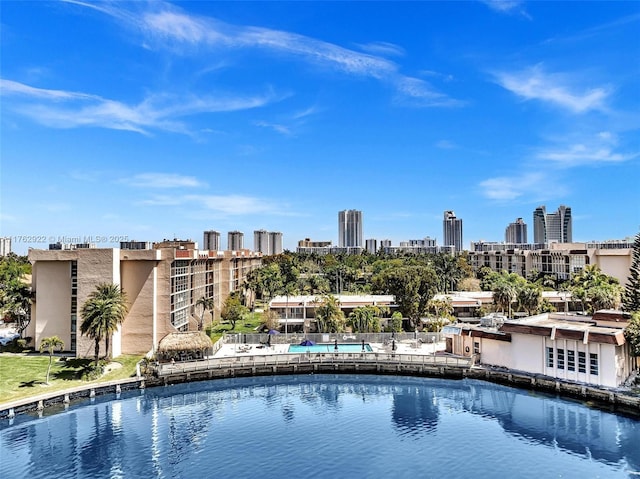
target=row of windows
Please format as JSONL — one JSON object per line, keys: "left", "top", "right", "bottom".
{"left": 70, "top": 261, "right": 78, "bottom": 353}
{"left": 547, "top": 347, "right": 598, "bottom": 375}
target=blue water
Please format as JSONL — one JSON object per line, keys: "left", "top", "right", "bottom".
{"left": 1, "top": 375, "right": 638, "bottom": 479}
{"left": 288, "top": 343, "right": 373, "bottom": 353}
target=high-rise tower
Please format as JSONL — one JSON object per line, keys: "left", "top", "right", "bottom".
{"left": 227, "top": 231, "right": 244, "bottom": 251}
{"left": 203, "top": 230, "right": 220, "bottom": 251}
{"left": 533, "top": 205, "right": 572, "bottom": 243}
{"left": 505, "top": 218, "right": 528, "bottom": 244}
{"left": 443, "top": 210, "right": 463, "bottom": 252}
{"left": 338, "top": 210, "right": 363, "bottom": 248}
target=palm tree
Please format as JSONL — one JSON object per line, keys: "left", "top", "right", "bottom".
{"left": 314, "top": 295, "right": 345, "bottom": 333}
{"left": 518, "top": 284, "right": 542, "bottom": 316}
{"left": 194, "top": 296, "right": 215, "bottom": 331}
{"left": 80, "top": 283, "right": 128, "bottom": 366}
{"left": 493, "top": 282, "right": 517, "bottom": 317}
{"left": 40, "top": 336, "right": 64, "bottom": 384}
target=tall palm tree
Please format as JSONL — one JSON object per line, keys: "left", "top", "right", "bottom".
{"left": 40, "top": 336, "right": 64, "bottom": 384}
{"left": 493, "top": 282, "right": 517, "bottom": 317}
{"left": 314, "top": 295, "right": 345, "bottom": 333}
{"left": 194, "top": 296, "right": 215, "bottom": 331}
{"left": 80, "top": 283, "right": 128, "bottom": 366}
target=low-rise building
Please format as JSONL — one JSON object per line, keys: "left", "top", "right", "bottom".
{"left": 268, "top": 294, "right": 396, "bottom": 332}
{"left": 446, "top": 312, "right": 634, "bottom": 388}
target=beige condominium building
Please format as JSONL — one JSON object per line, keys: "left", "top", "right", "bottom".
{"left": 27, "top": 241, "right": 261, "bottom": 359}
{"left": 468, "top": 241, "right": 633, "bottom": 284}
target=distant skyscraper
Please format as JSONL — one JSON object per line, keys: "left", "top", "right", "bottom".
{"left": 533, "top": 205, "right": 572, "bottom": 243}
{"left": 365, "top": 238, "right": 378, "bottom": 254}
{"left": 380, "top": 239, "right": 392, "bottom": 248}
{"left": 227, "top": 231, "right": 244, "bottom": 251}
{"left": 203, "top": 230, "right": 220, "bottom": 251}
{"left": 338, "top": 210, "right": 363, "bottom": 248}
{"left": 443, "top": 210, "right": 463, "bottom": 252}
{"left": 268, "top": 231, "right": 283, "bottom": 255}
{"left": 0, "top": 237, "right": 11, "bottom": 256}
{"left": 505, "top": 218, "right": 528, "bottom": 244}
{"left": 254, "top": 230, "right": 269, "bottom": 254}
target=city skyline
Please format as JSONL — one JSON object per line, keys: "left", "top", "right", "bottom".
{"left": 2, "top": 2, "right": 639, "bottom": 254}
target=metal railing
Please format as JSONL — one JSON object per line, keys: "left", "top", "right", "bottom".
{"left": 154, "top": 350, "right": 471, "bottom": 377}
{"left": 225, "top": 332, "right": 444, "bottom": 345}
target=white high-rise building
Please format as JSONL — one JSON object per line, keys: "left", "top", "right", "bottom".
{"left": 533, "top": 205, "right": 572, "bottom": 243}
{"left": 0, "top": 237, "right": 11, "bottom": 256}
{"left": 443, "top": 210, "right": 463, "bottom": 252}
{"left": 338, "top": 210, "right": 363, "bottom": 248}
{"left": 203, "top": 230, "right": 220, "bottom": 251}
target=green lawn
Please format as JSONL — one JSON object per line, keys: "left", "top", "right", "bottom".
{"left": 0, "top": 353, "right": 142, "bottom": 404}
{"left": 209, "top": 312, "right": 264, "bottom": 335}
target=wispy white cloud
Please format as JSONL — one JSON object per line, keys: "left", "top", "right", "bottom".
{"left": 482, "top": 0, "right": 530, "bottom": 18}
{"left": 356, "top": 41, "right": 405, "bottom": 57}
{"left": 122, "top": 173, "right": 205, "bottom": 188}
{"left": 536, "top": 132, "right": 637, "bottom": 166}
{"left": 254, "top": 120, "right": 292, "bottom": 136}
{"left": 139, "top": 192, "right": 293, "bottom": 216}
{"left": 494, "top": 65, "right": 610, "bottom": 113}
{"left": 479, "top": 172, "right": 563, "bottom": 201}
{"left": 66, "top": 1, "right": 459, "bottom": 108}
{"left": 1, "top": 79, "right": 280, "bottom": 134}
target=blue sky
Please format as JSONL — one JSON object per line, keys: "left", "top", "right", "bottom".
{"left": 2, "top": 1, "right": 639, "bottom": 254}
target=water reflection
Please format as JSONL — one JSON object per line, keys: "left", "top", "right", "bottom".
{"left": 1, "top": 375, "right": 637, "bottom": 479}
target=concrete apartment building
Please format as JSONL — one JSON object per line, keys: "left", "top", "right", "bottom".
{"left": 227, "top": 231, "right": 244, "bottom": 251}
{"left": 27, "top": 241, "right": 261, "bottom": 359}
{"left": 254, "top": 230, "right": 284, "bottom": 256}
{"left": 468, "top": 240, "right": 633, "bottom": 284}
{"left": 505, "top": 218, "right": 527, "bottom": 244}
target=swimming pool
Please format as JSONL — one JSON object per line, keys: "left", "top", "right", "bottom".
{"left": 288, "top": 343, "right": 373, "bottom": 353}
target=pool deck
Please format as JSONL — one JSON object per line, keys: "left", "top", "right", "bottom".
{"left": 212, "top": 340, "right": 445, "bottom": 358}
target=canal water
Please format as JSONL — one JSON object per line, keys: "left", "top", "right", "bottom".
{"left": 1, "top": 374, "right": 638, "bottom": 478}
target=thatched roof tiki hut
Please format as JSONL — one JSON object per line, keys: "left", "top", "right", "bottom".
{"left": 157, "top": 332, "right": 213, "bottom": 362}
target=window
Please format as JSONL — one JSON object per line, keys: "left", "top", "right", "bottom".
{"left": 567, "top": 350, "right": 575, "bottom": 372}
{"left": 474, "top": 342, "right": 480, "bottom": 354}
{"left": 590, "top": 353, "right": 599, "bottom": 375}
{"left": 557, "top": 348, "right": 565, "bottom": 370}
{"left": 578, "top": 351, "right": 586, "bottom": 373}
{"left": 546, "top": 347, "right": 554, "bottom": 368}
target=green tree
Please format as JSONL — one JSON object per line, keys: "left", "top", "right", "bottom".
{"left": 373, "top": 265, "right": 437, "bottom": 329}
{"left": 39, "top": 335, "right": 64, "bottom": 384}
{"left": 493, "top": 282, "right": 517, "bottom": 317}
{"left": 623, "top": 232, "right": 640, "bottom": 312}
{"left": 80, "top": 283, "right": 129, "bottom": 366}
{"left": 348, "top": 305, "right": 385, "bottom": 333}
{"left": 623, "top": 311, "right": 640, "bottom": 357}
{"left": 221, "top": 293, "right": 248, "bottom": 330}
{"left": 0, "top": 255, "right": 33, "bottom": 337}
{"left": 313, "top": 295, "right": 345, "bottom": 333}
{"left": 518, "top": 283, "right": 543, "bottom": 316}
{"left": 194, "top": 296, "right": 215, "bottom": 331}
{"left": 390, "top": 311, "right": 403, "bottom": 332}
{"left": 571, "top": 265, "right": 622, "bottom": 314}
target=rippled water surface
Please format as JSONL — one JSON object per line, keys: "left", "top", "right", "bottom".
{"left": 1, "top": 375, "right": 638, "bottom": 478}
